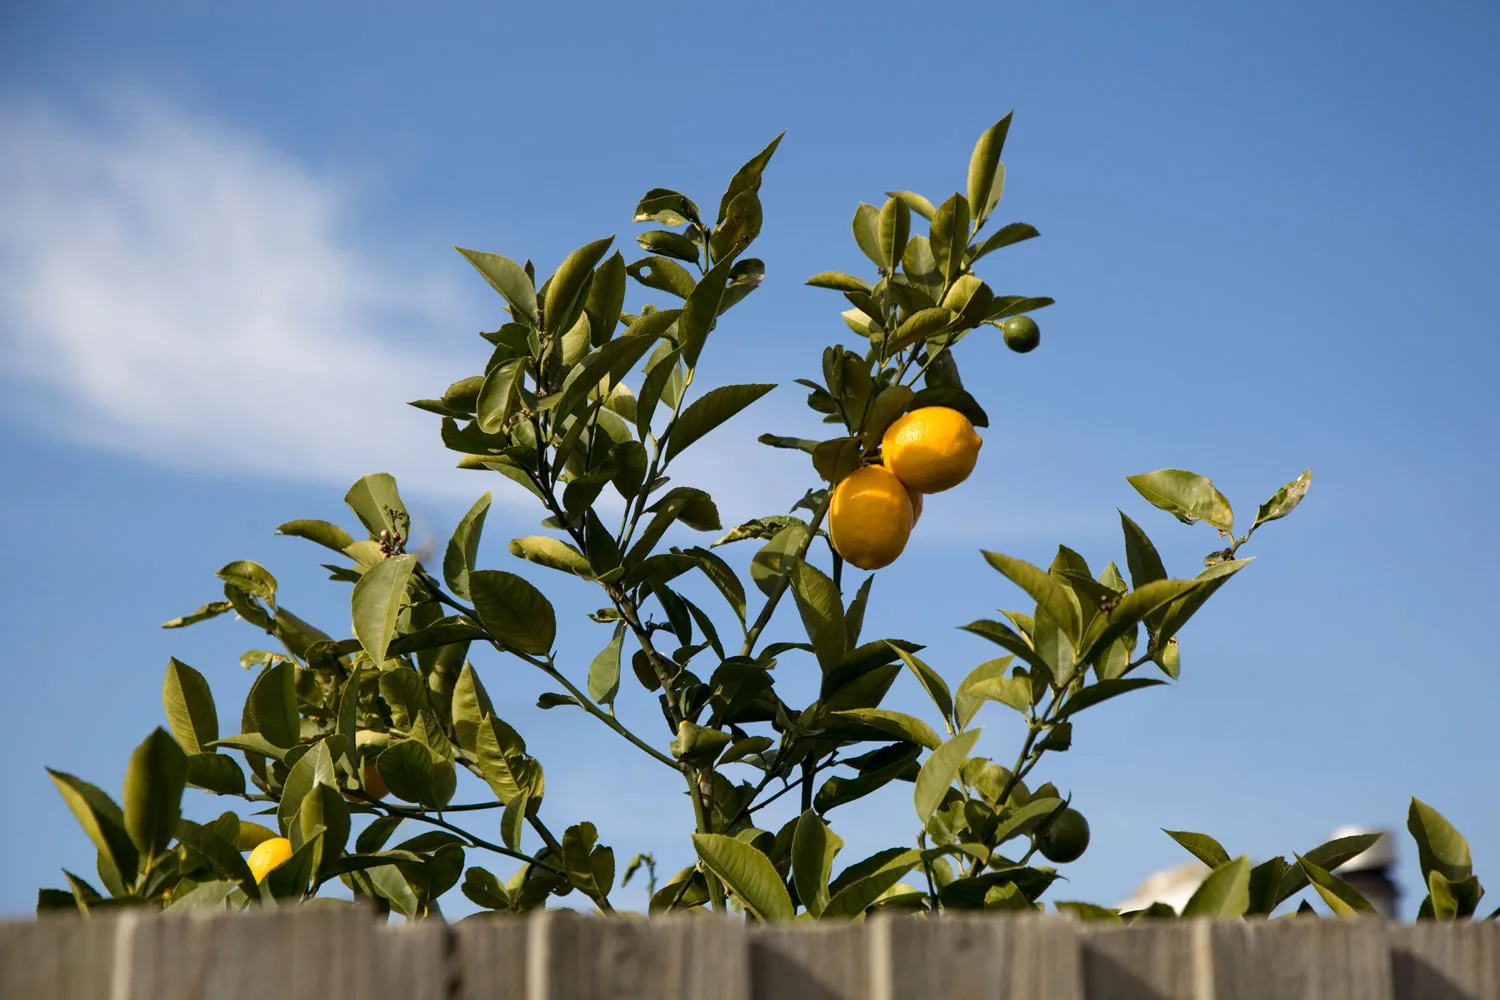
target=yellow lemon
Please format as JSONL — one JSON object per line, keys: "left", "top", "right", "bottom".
{"left": 829, "top": 465, "right": 914, "bottom": 570}
{"left": 246, "top": 837, "right": 294, "bottom": 883}
{"left": 880, "top": 406, "right": 983, "bottom": 494}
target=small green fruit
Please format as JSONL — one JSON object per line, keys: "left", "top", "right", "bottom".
{"left": 1001, "top": 315, "right": 1040, "bottom": 353}
{"left": 1036, "top": 807, "right": 1090, "bottom": 863}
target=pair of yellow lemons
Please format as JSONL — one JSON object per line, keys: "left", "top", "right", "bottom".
{"left": 829, "top": 406, "right": 982, "bottom": 570}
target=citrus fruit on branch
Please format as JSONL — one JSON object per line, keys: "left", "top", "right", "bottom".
{"left": 881, "top": 406, "right": 984, "bottom": 494}
{"left": 829, "top": 465, "right": 915, "bottom": 570}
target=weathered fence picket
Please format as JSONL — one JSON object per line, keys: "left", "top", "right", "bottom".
{"left": 1, "top": 911, "right": 1497, "bottom": 1000}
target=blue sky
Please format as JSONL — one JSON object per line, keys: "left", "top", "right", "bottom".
{"left": 2, "top": 0, "right": 1496, "bottom": 918}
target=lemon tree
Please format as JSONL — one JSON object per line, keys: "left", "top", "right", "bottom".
{"left": 40, "top": 116, "right": 1490, "bottom": 927}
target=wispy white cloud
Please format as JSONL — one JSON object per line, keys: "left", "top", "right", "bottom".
{"left": 0, "top": 94, "right": 480, "bottom": 500}
{"left": 0, "top": 93, "right": 1091, "bottom": 548}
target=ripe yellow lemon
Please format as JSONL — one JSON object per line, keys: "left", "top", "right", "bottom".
{"left": 881, "top": 407, "right": 983, "bottom": 494}
{"left": 247, "top": 836, "right": 294, "bottom": 883}
{"left": 829, "top": 465, "right": 914, "bottom": 570}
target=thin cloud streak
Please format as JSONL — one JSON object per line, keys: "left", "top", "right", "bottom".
{"left": 0, "top": 95, "right": 479, "bottom": 500}
{"left": 0, "top": 93, "right": 1087, "bottom": 545}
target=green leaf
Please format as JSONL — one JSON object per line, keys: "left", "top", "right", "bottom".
{"left": 276, "top": 737, "right": 339, "bottom": 837}
{"left": 1031, "top": 609, "right": 1077, "bottom": 686}
{"left": 344, "top": 473, "right": 409, "bottom": 542}
{"left": 664, "top": 383, "right": 775, "bottom": 463}
{"left": 791, "top": 809, "right": 843, "bottom": 918}
{"left": 628, "top": 487, "right": 721, "bottom": 565}
{"left": 915, "top": 730, "right": 982, "bottom": 824}
{"left": 954, "top": 657, "right": 1016, "bottom": 730}
{"left": 791, "top": 560, "right": 845, "bottom": 673}
{"left": 475, "top": 359, "right": 524, "bottom": 435}
{"left": 1118, "top": 511, "right": 1167, "bottom": 590}
{"left": 843, "top": 576, "right": 874, "bottom": 650}
{"left": 162, "top": 658, "right": 217, "bottom": 755}
{"left": 678, "top": 254, "right": 738, "bottom": 369}
{"left": 968, "top": 222, "right": 1039, "bottom": 264}
{"left": 1251, "top": 470, "right": 1312, "bottom": 533}
{"left": 821, "top": 708, "right": 942, "bottom": 750}
{"left": 889, "top": 644, "right": 954, "bottom": 732}
{"left": 711, "top": 189, "right": 763, "bottom": 262}
{"left": 806, "top": 272, "right": 873, "bottom": 293}
{"left": 587, "top": 623, "right": 625, "bottom": 707}
{"left": 584, "top": 251, "right": 628, "bottom": 347}
{"left": 1408, "top": 797, "right": 1473, "bottom": 883}
{"left": 885, "top": 190, "right": 936, "bottom": 220}
{"left": 544, "top": 236, "right": 614, "bottom": 335}
{"left": 207, "top": 733, "right": 289, "bottom": 761}
{"left": 717, "top": 132, "right": 783, "bottom": 225}
{"left": 878, "top": 197, "right": 911, "bottom": 271}
{"left": 902, "top": 236, "right": 942, "bottom": 303}
{"left": 690, "top": 833, "right": 794, "bottom": 922}
{"left": 1126, "top": 469, "right": 1234, "bottom": 532}
{"left": 161, "top": 600, "right": 233, "bottom": 629}
{"left": 823, "top": 857, "right": 922, "bottom": 918}
{"left": 377, "top": 740, "right": 455, "bottom": 810}
{"left": 636, "top": 230, "right": 702, "bottom": 264}
{"left": 980, "top": 551, "right": 1082, "bottom": 643}
{"left": 470, "top": 570, "right": 556, "bottom": 655}
{"left": 122, "top": 728, "right": 187, "bottom": 866}
{"left": 851, "top": 203, "right": 884, "bottom": 269}
{"left": 351, "top": 553, "right": 416, "bottom": 664}
{"left": 450, "top": 663, "right": 494, "bottom": 757}
{"left": 1164, "top": 830, "right": 1232, "bottom": 869}
{"left": 886, "top": 308, "right": 955, "bottom": 357}
{"left": 1248, "top": 857, "right": 1289, "bottom": 915}
{"left": 443, "top": 492, "right": 492, "bottom": 601}
{"left": 275, "top": 519, "right": 355, "bottom": 555}
{"left": 243, "top": 660, "right": 299, "bottom": 749}
{"left": 986, "top": 295, "right": 1055, "bottom": 320}
{"left": 967, "top": 113, "right": 1012, "bottom": 226}
{"left": 48, "top": 770, "right": 138, "bottom": 882}
{"left": 965, "top": 674, "right": 1032, "bottom": 716}
{"left": 555, "top": 313, "right": 677, "bottom": 420}
{"left": 1180, "top": 856, "right": 1251, "bottom": 918}
{"left": 216, "top": 560, "right": 276, "bottom": 605}
{"left": 185, "top": 753, "right": 245, "bottom": 795}
{"left": 1292, "top": 854, "right": 1377, "bottom": 917}
{"left": 958, "top": 619, "right": 1051, "bottom": 684}
{"left": 297, "top": 783, "right": 350, "bottom": 876}
{"left": 474, "top": 715, "right": 532, "bottom": 805}
{"left": 929, "top": 193, "right": 971, "bottom": 286}
{"left": 749, "top": 521, "right": 810, "bottom": 597}
{"left": 1079, "top": 577, "right": 1204, "bottom": 666}
{"left": 635, "top": 346, "right": 683, "bottom": 441}
{"left": 633, "top": 188, "right": 700, "bottom": 226}
{"left": 627, "top": 255, "right": 696, "bottom": 299}
{"left": 456, "top": 248, "right": 538, "bottom": 326}
{"left": 508, "top": 536, "right": 592, "bottom": 578}
{"left": 1152, "top": 558, "right": 1253, "bottom": 648}
{"left": 1057, "top": 678, "right": 1165, "bottom": 720}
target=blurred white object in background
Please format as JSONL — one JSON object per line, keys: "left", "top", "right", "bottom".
{"left": 1113, "top": 825, "right": 1399, "bottom": 918}
{"left": 1115, "top": 861, "right": 1211, "bottom": 914}
{"left": 1328, "top": 825, "right": 1399, "bottom": 919}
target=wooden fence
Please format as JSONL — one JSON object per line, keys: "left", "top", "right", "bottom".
{"left": 2, "top": 909, "right": 1497, "bottom": 1000}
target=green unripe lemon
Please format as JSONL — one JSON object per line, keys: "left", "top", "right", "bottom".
{"left": 1000, "top": 315, "right": 1040, "bottom": 353}
{"left": 1036, "top": 808, "right": 1090, "bottom": 863}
